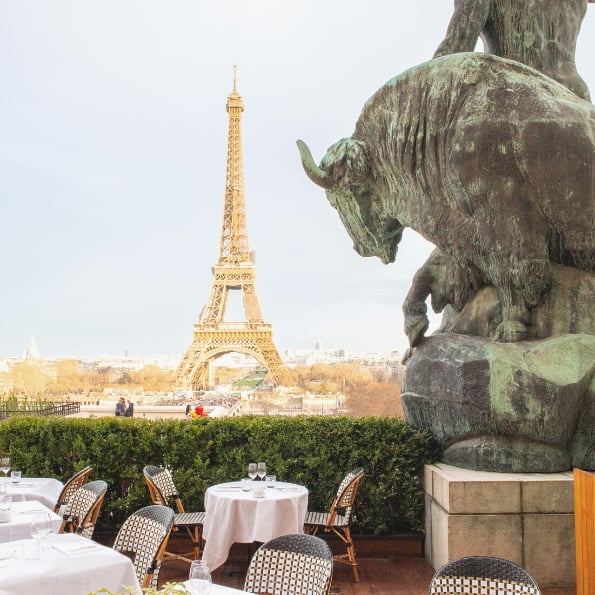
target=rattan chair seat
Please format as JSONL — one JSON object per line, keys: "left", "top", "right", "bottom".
{"left": 174, "top": 511, "right": 206, "bottom": 526}
{"left": 305, "top": 511, "right": 348, "bottom": 528}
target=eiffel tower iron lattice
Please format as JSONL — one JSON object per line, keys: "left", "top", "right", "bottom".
{"left": 176, "top": 70, "right": 285, "bottom": 391}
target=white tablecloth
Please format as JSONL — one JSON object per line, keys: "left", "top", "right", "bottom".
{"left": 202, "top": 481, "right": 308, "bottom": 571}
{"left": 0, "top": 500, "right": 62, "bottom": 543}
{"left": 5, "top": 477, "right": 64, "bottom": 511}
{"left": 0, "top": 533, "right": 140, "bottom": 594}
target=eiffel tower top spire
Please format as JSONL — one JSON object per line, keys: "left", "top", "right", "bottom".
{"left": 219, "top": 66, "right": 250, "bottom": 266}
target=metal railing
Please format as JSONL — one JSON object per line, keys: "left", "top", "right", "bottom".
{"left": 0, "top": 401, "right": 80, "bottom": 421}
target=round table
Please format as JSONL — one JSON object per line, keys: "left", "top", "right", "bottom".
{"left": 202, "top": 481, "right": 308, "bottom": 571}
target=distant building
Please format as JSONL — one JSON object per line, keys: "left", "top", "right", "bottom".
{"left": 22, "top": 335, "right": 40, "bottom": 361}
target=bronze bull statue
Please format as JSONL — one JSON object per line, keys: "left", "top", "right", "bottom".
{"left": 298, "top": 53, "right": 595, "bottom": 343}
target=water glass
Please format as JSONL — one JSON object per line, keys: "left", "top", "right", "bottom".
{"left": 31, "top": 512, "right": 52, "bottom": 551}
{"left": 188, "top": 559, "right": 212, "bottom": 594}
{"left": 0, "top": 495, "right": 11, "bottom": 522}
{"left": 265, "top": 474, "right": 276, "bottom": 488}
{"left": 241, "top": 478, "right": 252, "bottom": 492}
{"left": 11, "top": 471, "right": 21, "bottom": 484}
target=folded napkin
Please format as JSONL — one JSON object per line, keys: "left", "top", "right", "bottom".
{"left": 12, "top": 506, "right": 47, "bottom": 514}
{"left": 16, "top": 482, "right": 40, "bottom": 488}
{"left": 216, "top": 486, "right": 241, "bottom": 491}
{"left": 53, "top": 541, "right": 100, "bottom": 555}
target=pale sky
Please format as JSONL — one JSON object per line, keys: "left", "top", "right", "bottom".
{"left": 1, "top": 1, "right": 594, "bottom": 359}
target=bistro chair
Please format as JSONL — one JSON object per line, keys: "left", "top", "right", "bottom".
{"left": 59, "top": 479, "right": 107, "bottom": 539}
{"left": 304, "top": 467, "right": 364, "bottom": 582}
{"left": 113, "top": 504, "right": 175, "bottom": 590}
{"left": 143, "top": 464, "right": 205, "bottom": 562}
{"left": 244, "top": 533, "right": 333, "bottom": 595}
{"left": 428, "top": 556, "right": 542, "bottom": 594}
{"left": 53, "top": 465, "right": 93, "bottom": 513}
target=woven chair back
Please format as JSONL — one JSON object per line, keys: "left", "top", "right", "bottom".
{"left": 244, "top": 533, "right": 333, "bottom": 595}
{"left": 54, "top": 465, "right": 92, "bottom": 513}
{"left": 113, "top": 504, "right": 175, "bottom": 589}
{"left": 329, "top": 467, "right": 364, "bottom": 525}
{"left": 60, "top": 479, "right": 107, "bottom": 538}
{"left": 143, "top": 465, "right": 185, "bottom": 513}
{"left": 429, "top": 556, "right": 541, "bottom": 594}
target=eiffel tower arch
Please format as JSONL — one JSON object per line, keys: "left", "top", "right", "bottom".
{"left": 176, "top": 70, "right": 285, "bottom": 391}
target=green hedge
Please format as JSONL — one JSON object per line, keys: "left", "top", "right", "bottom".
{"left": 0, "top": 416, "right": 440, "bottom": 534}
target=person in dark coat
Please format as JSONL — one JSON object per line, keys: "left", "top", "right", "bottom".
{"left": 125, "top": 400, "right": 134, "bottom": 417}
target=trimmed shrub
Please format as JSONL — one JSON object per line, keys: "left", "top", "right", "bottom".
{"left": 0, "top": 415, "right": 440, "bottom": 534}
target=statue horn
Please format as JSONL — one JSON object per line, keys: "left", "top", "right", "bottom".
{"left": 296, "top": 140, "right": 333, "bottom": 189}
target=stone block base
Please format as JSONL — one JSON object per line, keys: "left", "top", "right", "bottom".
{"left": 424, "top": 463, "right": 575, "bottom": 588}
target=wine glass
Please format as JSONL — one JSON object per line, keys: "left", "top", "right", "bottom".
{"left": 257, "top": 462, "right": 267, "bottom": 480}
{"left": 188, "top": 559, "right": 212, "bottom": 594}
{"left": 247, "top": 463, "right": 257, "bottom": 480}
{"left": 31, "top": 512, "right": 52, "bottom": 552}
{"left": 0, "top": 458, "right": 10, "bottom": 487}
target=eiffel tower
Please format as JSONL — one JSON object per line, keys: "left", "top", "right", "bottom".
{"left": 176, "top": 70, "right": 285, "bottom": 391}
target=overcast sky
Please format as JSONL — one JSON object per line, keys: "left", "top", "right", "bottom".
{"left": 1, "top": 1, "right": 594, "bottom": 359}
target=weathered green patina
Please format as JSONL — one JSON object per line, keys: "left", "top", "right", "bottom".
{"left": 297, "top": 10, "right": 594, "bottom": 471}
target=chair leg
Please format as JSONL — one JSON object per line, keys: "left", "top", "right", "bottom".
{"left": 333, "top": 527, "right": 359, "bottom": 582}
{"left": 185, "top": 526, "right": 203, "bottom": 560}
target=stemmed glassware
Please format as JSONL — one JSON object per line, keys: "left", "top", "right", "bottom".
{"left": 31, "top": 512, "right": 52, "bottom": 553}
{"left": 257, "top": 462, "right": 267, "bottom": 481}
{"left": 188, "top": 559, "right": 212, "bottom": 594}
{"left": 0, "top": 458, "right": 10, "bottom": 487}
{"left": 247, "top": 463, "right": 257, "bottom": 481}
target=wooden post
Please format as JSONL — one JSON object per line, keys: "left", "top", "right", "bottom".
{"left": 574, "top": 468, "right": 595, "bottom": 595}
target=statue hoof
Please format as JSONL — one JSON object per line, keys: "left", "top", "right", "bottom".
{"left": 494, "top": 320, "right": 527, "bottom": 342}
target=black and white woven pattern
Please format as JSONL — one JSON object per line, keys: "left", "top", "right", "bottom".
{"left": 244, "top": 534, "right": 333, "bottom": 595}
{"left": 429, "top": 557, "right": 541, "bottom": 594}
{"left": 142, "top": 465, "right": 205, "bottom": 562}
{"left": 60, "top": 479, "right": 107, "bottom": 539}
{"left": 144, "top": 465, "right": 178, "bottom": 502}
{"left": 304, "top": 468, "right": 364, "bottom": 582}
{"left": 333, "top": 467, "right": 364, "bottom": 525}
{"left": 113, "top": 505, "right": 175, "bottom": 589}
{"left": 54, "top": 465, "right": 93, "bottom": 513}
{"left": 305, "top": 467, "right": 364, "bottom": 529}
{"left": 174, "top": 511, "right": 206, "bottom": 526}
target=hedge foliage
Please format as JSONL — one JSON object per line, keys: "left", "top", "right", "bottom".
{"left": 0, "top": 415, "right": 440, "bottom": 534}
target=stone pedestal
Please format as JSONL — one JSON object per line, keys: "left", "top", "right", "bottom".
{"left": 424, "top": 463, "right": 575, "bottom": 588}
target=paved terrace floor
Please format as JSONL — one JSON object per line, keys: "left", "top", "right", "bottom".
{"left": 152, "top": 535, "right": 576, "bottom": 595}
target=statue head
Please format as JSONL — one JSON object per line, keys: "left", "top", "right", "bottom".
{"left": 297, "top": 139, "right": 403, "bottom": 264}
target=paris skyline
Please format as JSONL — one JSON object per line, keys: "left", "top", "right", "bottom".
{"left": 2, "top": 1, "right": 594, "bottom": 359}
